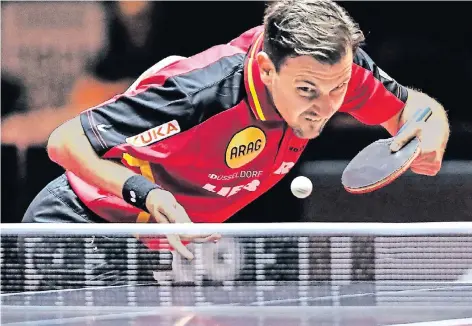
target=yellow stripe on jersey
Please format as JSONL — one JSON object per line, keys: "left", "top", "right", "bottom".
{"left": 247, "top": 33, "right": 266, "bottom": 121}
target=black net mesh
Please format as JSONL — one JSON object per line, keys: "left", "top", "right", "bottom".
{"left": 2, "top": 233, "right": 472, "bottom": 307}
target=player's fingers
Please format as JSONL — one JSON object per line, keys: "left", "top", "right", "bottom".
{"left": 151, "top": 212, "right": 194, "bottom": 259}
{"left": 162, "top": 203, "right": 192, "bottom": 224}
{"left": 411, "top": 168, "right": 438, "bottom": 176}
{"left": 159, "top": 208, "right": 176, "bottom": 223}
{"left": 410, "top": 163, "right": 440, "bottom": 176}
{"left": 411, "top": 159, "right": 441, "bottom": 169}
{"left": 180, "top": 234, "right": 214, "bottom": 241}
{"left": 203, "top": 233, "right": 222, "bottom": 243}
{"left": 159, "top": 202, "right": 191, "bottom": 225}
{"left": 182, "top": 233, "right": 222, "bottom": 243}
{"left": 175, "top": 204, "right": 193, "bottom": 224}
{"left": 412, "top": 151, "right": 443, "bottom": 171}
{"left": 390, "top": 123, "right": 419, "bottom": 152}
{"left": 153, "top": 210, "right": 172, "bottom": 224}
{"left": 179, "top": 234, "right": 205, "bottom": 241}
{"left": 412, "top": 151, "right": 436, "bottom": 164}
{"left": 167, "top": 234, "right": 194, "bottom": 260}
{"left": 411, "top": 166, "right": 440, "bottom": 176}
{"left": 390, "top": 107, "right": 432, "bottom": 152}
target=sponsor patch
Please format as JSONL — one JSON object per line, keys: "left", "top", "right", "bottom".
{"left": 208, "top": 171, "right": 263, "bottom": 181}
{"left": 126, "top": 120, "right": 180, "bottom": 147}
{"left": 225, "top": 127, "right": 266, "bottom": 169}
{"left": 203, "top": 179, "right": 261, "bottom": 197}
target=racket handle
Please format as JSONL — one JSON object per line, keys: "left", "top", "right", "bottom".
{"left": 395, "top": 106, "right": 432, "bottom": 136}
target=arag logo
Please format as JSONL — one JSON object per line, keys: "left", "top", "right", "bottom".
{"left": 225, "top": 127, "right": 266, "bottom": 169}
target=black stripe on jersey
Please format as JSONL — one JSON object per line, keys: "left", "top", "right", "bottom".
{"left": 173, "top": 53, "right": 246, "bottom": 123}
{"left": 81, "top": 80, "right": 192, "bottom": 157}
{"left": 354, "top": 48, "right": 408, "bottom": 103}
{"left": 81, "top": 53, "right": 247, "bottom": 157}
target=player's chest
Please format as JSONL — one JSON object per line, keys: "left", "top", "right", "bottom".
{"left": 182, "top": 107, "right": 308, "bottom": 186}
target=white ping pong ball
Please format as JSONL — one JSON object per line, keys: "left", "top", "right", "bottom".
{"left": 290, "top": 176, "right": 313, "bottom": 199}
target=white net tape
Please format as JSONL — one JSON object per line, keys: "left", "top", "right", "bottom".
{"left": 3, "top": 222, "right": 472, "bottom": 236}
{"left": 1, "top": 222, "right": 472, "bottom": 308}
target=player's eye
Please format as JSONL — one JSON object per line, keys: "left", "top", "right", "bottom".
{"left": 332, "top": 82, "right": 347, "bottom": 92}
{"left": 297, "top": 87, "right": 316, "bottom": 97}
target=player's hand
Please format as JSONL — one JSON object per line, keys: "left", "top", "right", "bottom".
{"left": 390, "top": 115, "right": 449, "bottom": 176}
{"left": 145, "top": 188, "right": 221, "bottom": 260}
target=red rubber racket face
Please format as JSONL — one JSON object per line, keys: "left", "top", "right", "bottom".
{"left": 341, "top": 137, "right": 421, "bottom": 194}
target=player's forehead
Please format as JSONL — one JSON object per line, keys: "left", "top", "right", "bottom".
{"left": 279, "top": 53, "right": 353, "bottom": 85}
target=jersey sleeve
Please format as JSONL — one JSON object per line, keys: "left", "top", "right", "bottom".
{"left": 80, "top": 77, "right": 195, "bottom": 157}
{"left": 340, "top": 48, "right": 409, "bottom": 125}
{"left": 227, "top": 25, "right": 264, "bottom": 52}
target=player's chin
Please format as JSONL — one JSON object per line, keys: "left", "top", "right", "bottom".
{"left": 293, "top": 123, "right": 323, "bottom": 139}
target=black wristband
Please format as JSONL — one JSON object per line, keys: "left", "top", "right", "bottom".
{"left": 122, "top": 175, "right": 161, "bottom": 212}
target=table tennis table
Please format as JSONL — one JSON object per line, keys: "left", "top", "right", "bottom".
{"left": 2, "top": 282, "right": 472, "bottom": 326}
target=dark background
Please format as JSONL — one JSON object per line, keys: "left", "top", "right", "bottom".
{"left": 2, "top": 1, "right": 471, "bottom": 225}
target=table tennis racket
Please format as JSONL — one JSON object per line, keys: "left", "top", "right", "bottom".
{"left": 342, "top": 107, "right": 432, "bottom": 194}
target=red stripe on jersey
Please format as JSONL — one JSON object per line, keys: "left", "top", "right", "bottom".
{"left": 228, "top": 26, "right": 264, "bottom": 52}
{"left": 341, "top": 64, "right": 406, "bottom": 125}
{"left": 133, "top": 45, "right": 247, "bottom": 90}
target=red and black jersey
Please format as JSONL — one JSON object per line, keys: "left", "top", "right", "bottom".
{"left": 67, "top": 26, "right": 408, "bottom": 248}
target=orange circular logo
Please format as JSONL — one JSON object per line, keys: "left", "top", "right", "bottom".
{"left": 225, "top": 127, "right": 266, "bottom": 169}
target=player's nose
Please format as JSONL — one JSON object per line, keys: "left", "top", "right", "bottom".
{"left": 313, "top": 99, "right": 335, "bottom": 118}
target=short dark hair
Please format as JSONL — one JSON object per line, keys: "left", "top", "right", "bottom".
{"left": 263, "top": 0, "right": 365, "bottom": 70}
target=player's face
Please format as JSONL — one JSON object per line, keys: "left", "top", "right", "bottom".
{"left": 257, "top": 50, "right": 353, "bottom": 139}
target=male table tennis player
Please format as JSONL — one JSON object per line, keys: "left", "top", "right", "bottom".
{"left": 24, "top": 0, "right": 449, "bottom": 261}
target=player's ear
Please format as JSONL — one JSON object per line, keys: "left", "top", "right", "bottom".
{"left": 256, "top": 52, "right": 275, "bottom": 86}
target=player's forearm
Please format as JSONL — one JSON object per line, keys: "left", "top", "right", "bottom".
{"left": 47, "top": 117, "right": 137, "bottom": 199}
{"left": 62, "top": 139, "right": 137, "bottom": 198}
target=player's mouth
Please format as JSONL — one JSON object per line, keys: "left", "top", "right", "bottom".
{"left": 304, "top": 115, "right": 322, "bottom": 122}
{"left": 303, "top": 112, "right": 322, "bottom": 122}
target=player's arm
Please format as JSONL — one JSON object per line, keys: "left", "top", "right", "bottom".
{"left": 342, "top": 48, "right": 450, "bottom": 175}
{"left": 47, "top": 76, "right": 204, "bottom": 259}
{"left": 380, "top": 88, "right": 450, "bottom": 150}
{"left": 48, "top": 55, "right": 189, "bottom": 202}
{"left": 47, "top": 80, "right": 192, "bottom": 201}
{"left": 48, "top": 116, "right": 141, "bottom": 200}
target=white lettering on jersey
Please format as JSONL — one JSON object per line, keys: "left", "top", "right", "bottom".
{"left": 274, "top": 161, "right": 295, "bottom": 175}
{"left": 125, "top": 120, "right": 181, "bottom": 147}
{"left": 208, "top": 171, "right": 263, "bottom": 181}
{"left": 203, "top": 180, "right": 261, "bottom": 197}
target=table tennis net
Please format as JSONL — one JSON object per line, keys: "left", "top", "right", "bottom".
{"left": 1, "top": 223, "right": 472, "bottom": 307}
